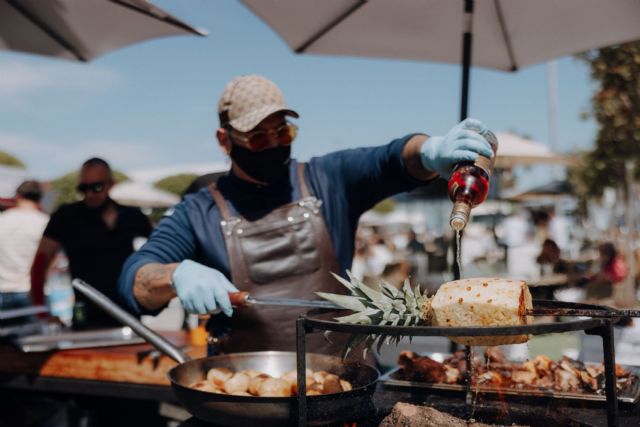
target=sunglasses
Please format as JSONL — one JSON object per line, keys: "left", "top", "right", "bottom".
{"left": 229, "top": 122, "right": 297, "bottom": 151}
{"left": 77, "top": 182, "right": 106, "bottom": 194}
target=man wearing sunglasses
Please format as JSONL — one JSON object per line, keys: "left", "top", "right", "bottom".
{"left": 32, "top": 158, "right": 152, "bottom": 328}
{"left": 118, "top": 75, "right": 493, "bottom": 354}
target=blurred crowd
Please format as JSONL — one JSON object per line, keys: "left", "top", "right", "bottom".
{"left": 2, "top": 170, "right": 640, "bottom": 328}
{"left": 350, "top": 206, "right": 640, "bottom": 309}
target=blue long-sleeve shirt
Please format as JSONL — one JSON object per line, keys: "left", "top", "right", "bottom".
{"left": 118, "top": 135, "right": 427, "bottom": 314}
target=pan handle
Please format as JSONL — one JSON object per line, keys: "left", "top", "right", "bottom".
{"left": 71, "top": 279, "right": 191, "bottom": 364}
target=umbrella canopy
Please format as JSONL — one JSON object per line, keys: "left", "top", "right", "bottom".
{"left": 242, "top": 0, "right": 640, "bottom": 121}
{"left": 242, "top": 0, "right": 640, "bottom": 72}
{"left": 110, "top": 181, "right": 179, "bottom": 208}
{"left": 0, "top": 0, "right": 205, "bottom": 62}
{"left": 494, "top": 132, "right": 568, "bottom": 168}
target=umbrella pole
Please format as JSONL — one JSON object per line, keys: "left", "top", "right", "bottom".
{"left": 459, "top": 0, "right": 474, "bottom": 122}
{"left": 450, "top": 0, "right": 475, "bottom": 365}
{"left": 452, "top": 0, "right": 474, "bottom": 282}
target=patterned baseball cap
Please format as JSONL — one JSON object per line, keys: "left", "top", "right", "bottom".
{"left": 217, "top": 75, "right": 299, "bottom": 132}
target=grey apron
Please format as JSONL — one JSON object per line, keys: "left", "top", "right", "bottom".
{"left": 207, "top": 163, "right": 343, "bottom": 353}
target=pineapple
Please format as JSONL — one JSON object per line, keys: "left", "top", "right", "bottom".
{"left": 317, "top": 273, "right": 532, "bottom": 357}
{"left": 317, "top": 272, "right": 432, "bottom": 358}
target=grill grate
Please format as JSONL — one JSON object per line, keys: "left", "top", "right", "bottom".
{"left": 295, "top": 299, "right": 624, "bottom": 427}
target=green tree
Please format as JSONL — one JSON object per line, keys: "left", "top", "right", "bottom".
{"left": 570, "top": 41, "right": 640, "bottom": 199}
{"left": 154, "top": 174, "right": 198, "bottom": 196}
{"left": 0, "top": 151, "right": 26, "bottom": 168}
{"left": 51, "top": 170, "right": 129, "bottom": 209}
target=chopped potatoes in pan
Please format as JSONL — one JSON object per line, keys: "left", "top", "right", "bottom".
{"left": 190, "top": 367, "right": 353, "bottom": 397}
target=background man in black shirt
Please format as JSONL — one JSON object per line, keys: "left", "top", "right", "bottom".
{"left": 31, "top": 158, "right": 152, "bottom": 328}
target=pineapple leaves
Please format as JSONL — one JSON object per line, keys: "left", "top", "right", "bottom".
{"left": 319, "top": 271, "right": 431, "bottom": 360}
{"left": 316, "top": 292, "right": 367, "bottom": 312}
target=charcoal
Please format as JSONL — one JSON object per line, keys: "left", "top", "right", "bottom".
{"left": 378, "top": 402, "right": 528, "bottom": 427}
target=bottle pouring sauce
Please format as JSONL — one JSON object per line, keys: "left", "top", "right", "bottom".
{"left": 448, "top": 129, "right": 498, "bottom": 231}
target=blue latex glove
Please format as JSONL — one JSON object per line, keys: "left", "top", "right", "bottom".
{"left": 172, "top": 260, "right": 238, "bottom": 316}
{"left": 420, "top": 118, "right": 494, "bottom": 180}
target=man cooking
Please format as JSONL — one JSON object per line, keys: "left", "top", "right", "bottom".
{"left": 117, "top": 74, "right": 493, "bottom": 354}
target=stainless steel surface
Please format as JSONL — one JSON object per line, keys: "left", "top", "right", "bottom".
{"left": 0, "top": 319, "right": 50, "bottom": 338}
{"left": 71, "top": 279, "right": 191, "bottom": 364}
{"left": 245, "top": 295, "right": 341, "bottom": 309}
{"left": 15, "top": 327, "right": 146, "bottom": 352}
{"left": 0, "top": 305, "right": 48, "bottom": 320}
{"left": 169, "top": 351, "right": 379, "bottom": 427}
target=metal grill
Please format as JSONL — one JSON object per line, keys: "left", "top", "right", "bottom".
{"left": 295, "top": 299, "right": 627, "bottom": 427}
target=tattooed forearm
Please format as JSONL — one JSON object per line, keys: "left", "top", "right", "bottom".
{"left": 133, "top": 263, "right": 179, "bottom": 310}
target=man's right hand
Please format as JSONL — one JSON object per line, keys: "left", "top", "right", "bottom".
{"left": 172, "top": 260, "right": 238, "bottom": 316}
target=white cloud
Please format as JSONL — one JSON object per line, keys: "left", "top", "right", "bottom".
{"left": 0, "top": 59, "right": 122, "bottom": 104}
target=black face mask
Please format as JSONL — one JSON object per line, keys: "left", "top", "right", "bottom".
{"left": 230, "top": 144, "right": 291, "bottom": 184}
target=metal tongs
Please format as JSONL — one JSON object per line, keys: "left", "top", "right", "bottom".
{"left": 229, "top": 293, "right": 640, "bottom": 319}
{"left": 228, "top": 291, "right": 341, "bottom": 310}
{"left": 526, "top": 300, "right": 640, "bottom": 318}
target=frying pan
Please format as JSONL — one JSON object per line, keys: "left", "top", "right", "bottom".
{"left": 71, "top": 279, "right": 379, "bottom": 426}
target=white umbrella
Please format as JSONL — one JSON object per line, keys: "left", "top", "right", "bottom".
{"left": 1, "top": 0, "right": 205, "bottom": 62}
{"left": 110, "top": 181, "right": 179, "bottom": 208}
{"left": 241, "top": 0, "right": 640, "bottom": 119}
{"left": 494, "top": 132, "right": 569, "bottom": 168}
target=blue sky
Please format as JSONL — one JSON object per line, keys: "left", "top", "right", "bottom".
{"left": 0, "top": 1, "right": 598, "bottom": 186}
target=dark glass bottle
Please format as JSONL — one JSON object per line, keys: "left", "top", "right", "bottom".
{"left": 448, "top": 129, "right": 498, "bottom": 231}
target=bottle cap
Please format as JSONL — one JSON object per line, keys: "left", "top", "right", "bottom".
{"left": 450, "top": 201, "right": 471, "bottom": 231}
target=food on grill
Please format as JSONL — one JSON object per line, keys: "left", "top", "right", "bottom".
{"left": 431, "top": 278, "right": 533, "bottom": 345}
{"left": 191, "top": 367, "right": 353, "bottom": 396}
{"left": 316, "top": 273, "right": 533, "bottom": 355}
{"left": 396, "top": 349, "right": 635, "bottom": 394}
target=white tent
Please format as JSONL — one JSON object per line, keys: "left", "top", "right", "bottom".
{"left": 110, "top": 181, "right": 179, "bottom": 208}
{"left": 494, "top": 132, "right": 569, "bottom": 168}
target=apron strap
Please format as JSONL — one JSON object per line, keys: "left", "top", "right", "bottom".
{"left": 297, "top": 162, "right": 311, "bottom": 199}
{"left": 208, "top": 182, "right": 233, "bottom": 221}
{"left": 209, "top": 165, "right": 311, "bottom": 221}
